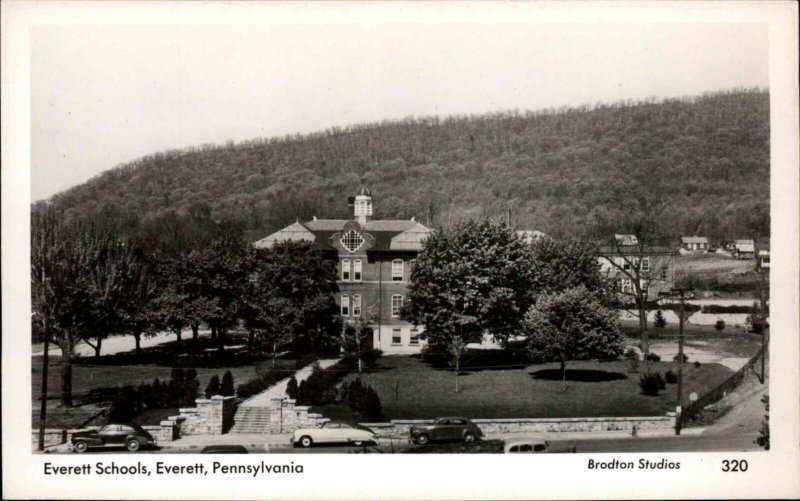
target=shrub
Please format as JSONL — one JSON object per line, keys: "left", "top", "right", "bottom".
{"left": 628, "top": 357, "right": 640, "bottom": 373}
{"left": 673, "top": 353, "right": 689, "bottom": 363}
{"left": 654, "top": 309, "right": 667, "bottom": 328}
{"left": 360, "top": 349, "right": 383, "bottom": 369}
{"left": 108, "top": 385, "right": 139, "bottom": 423}
{"left": 694, "top": 361, "right": 702, "bottom": 368}
{"left": 624, "top": 347, "right": 640, "bottom": 361}
{"left": 221, "top": 370, "right": 235, "bottom": 396}
{"left": 359, "top": 387, "right": 385, "bottom": 422}
{"left": 205, "top": 374, "right": 221, "bottom": 399}
{"left": 638, "top": 372, "right": 663, "bottom": 396}
{"left": 665, "top": 370, "right": 678, "bottom": 384}
{"left": 286, "top": 376, "right": 299, "bottom": 400}
{"left": 644, "top": 353, "right": 661, "bottom": 362}
{"left": 715, "top": 319, "right": 726, "bottom": 331}
{"left": 657, "top": 373, "right": 666, "bottom": 390}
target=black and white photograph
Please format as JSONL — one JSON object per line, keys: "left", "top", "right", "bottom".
{"left": 3, "top": 1, "right": 799, "bottom": 499}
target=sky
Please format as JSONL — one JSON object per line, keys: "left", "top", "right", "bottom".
{"left": 31, "top": 21, "right": 769, "bottom": 201}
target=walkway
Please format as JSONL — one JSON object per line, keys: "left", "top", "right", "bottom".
{"left": 240, "top": 358, "right": 341, "bottom": 407}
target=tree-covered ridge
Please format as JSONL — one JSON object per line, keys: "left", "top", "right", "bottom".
{"left": 40, "top": 89, "right": 769, "bottom": 242}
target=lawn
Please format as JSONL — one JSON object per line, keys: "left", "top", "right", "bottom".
{"left": 31, "top": 333, "right": 313, "bottom": 428}
{"left": 328, "top": 355, "right": 734, "bottom": 420}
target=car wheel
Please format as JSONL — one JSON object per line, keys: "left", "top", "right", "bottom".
{"left": 464, "top": 432, "right": 476, "bottom": 443}
{"left": 353, "top": 440, "right": 363, "bottom": 446}
{"left": 73, "top": 441, "right": 88, "bottom": 453}
{"left": 299, "top": 436, "right": 313, "bottom": 448}
{"left": 126, "top": 439, "right": 141, "bottom": 452}
{"left": 415, "top": 434, "right": 429, "bottom": 445}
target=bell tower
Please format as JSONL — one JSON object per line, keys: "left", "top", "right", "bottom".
{"left": 353, "top": 186, "right": 373, "bottom": 224}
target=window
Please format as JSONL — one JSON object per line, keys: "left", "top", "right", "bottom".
{"left": 353, "top": 259, "right": 362, "bottom": 281}
{"left": 641, "top": 257, "right": 650, "bottom": 272}
{"left": 410, "top": 328, "right": 420, "bottom": 345}
{"left": 640, "top": 279, "right": 648, "bottom": 291}
{"left": 341, "top": 259, "right": 350, "bottom": 281}
{"left": 392, "top": 328, "right": 402, "bottom": 345}
{"left": 620, "top": 279, "right": 633, "bottom": 293}
{"left": 392, "top": 259, "right": 404, "bottom": 281}
{"left": 622, "top": 257, "right": 631, "bottom": 270}
{"left": 352, "top": 294, "right": 361, "bottom": 317}
{"left": 341, "top": 230, "right": 364, "bottom": 253}
{"left": 391, "top": 295, "right": 403, "bottom": 317}
{"left": 660, "top": 268, "right": 668, "bottom": 280}
{"left": 341, "top": 295, "right": 350, "bottom": 316}
{"left": 519, "top": 444, "right": 533, "bottom": 452}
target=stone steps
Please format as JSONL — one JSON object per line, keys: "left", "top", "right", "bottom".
{"left": 228, "top": 407, "right": 274, "bottom": 434}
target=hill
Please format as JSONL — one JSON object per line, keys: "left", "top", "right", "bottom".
{"left": 37, "top": 89, "right": 769, "bottom": 243}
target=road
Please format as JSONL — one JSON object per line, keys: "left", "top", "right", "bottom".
{"left": 54, "top": 431, "right": 762, "bottom": 455}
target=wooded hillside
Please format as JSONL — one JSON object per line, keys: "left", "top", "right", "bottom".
{"left": 37, "top": 89, "right": 769, "bottom": 243}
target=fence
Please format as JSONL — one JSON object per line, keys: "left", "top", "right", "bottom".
{"left": 681, "top": 334, "right": 768, "bottom": 424}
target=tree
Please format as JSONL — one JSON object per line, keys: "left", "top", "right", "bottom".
{"left": 403, "top": 219, "right": 536, "bottom": 348}
{"left": 205, "top": 375, "right": 220, "bottom": 398}
{"left": 756, "top": 394, "right": 769, "bottom": 450}
{"left": 522, "top": 286, "right": 624, "bottom": 390}
{"left": 341, "top": 308, "right": 378, "bottom": 374}
{"left": 189, "top": 231, "right": 254, "bottom": 353}
{"left": 654, "top": 309, "right": 667, "bottom": 328}
{"left": 221, "top": 370, "right": 235, "bottom": 396}
{"left": 245, "top": 241, "right": 340, "bottom": 355}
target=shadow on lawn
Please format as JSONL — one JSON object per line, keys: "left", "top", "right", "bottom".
{"left": 529, "top": 369, "right": 628, "bottom": 382}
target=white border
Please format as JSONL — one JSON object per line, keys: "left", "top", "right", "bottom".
{"left": 3, "top": 2, "right": 798, "bottom": 499}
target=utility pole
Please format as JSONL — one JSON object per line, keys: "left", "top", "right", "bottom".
{"left": 675, "top": 289, "right": 685, "bottom": 436}
{"left": 38, "top": 270, "right": 50, "bottom": 451}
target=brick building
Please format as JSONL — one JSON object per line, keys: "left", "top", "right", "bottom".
{"left": 254, "top": 187, "right": 431, "bottom": 354}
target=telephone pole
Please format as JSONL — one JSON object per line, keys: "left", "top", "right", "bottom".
{"left": 38, "top": 270, "right": 50, "bottom": 451}
{"left": 675, "top": 288, "right": 685, "bottom": 436}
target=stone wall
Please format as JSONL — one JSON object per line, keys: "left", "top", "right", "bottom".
{"left": 363, "top": 416, "right": 674, "bottom": 439}
{"left": 178, "top": 396, "right": 236, "bottom": 436}
{"left": 31, "top": 429, "right": 68, "bottom": 449}
{"left": 264, "top": 398, "right": 329, "bottom": 433}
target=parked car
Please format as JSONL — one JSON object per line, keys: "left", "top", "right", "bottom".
{"left": 291, "top": 421, "right": 377, "bottom": 448}
{"left": 201, "top": 445, "right": 249, "bottom": 454}
{"left": 503, "top": 437, "right": 577, "bottom": 453}
{"left": 409, "top": 417, "right": 483, "bottom": 445}
{"left": 504, "top": 438, "right": 550, "bottom": 453}
{"left": 72, "top": 424, "right": 155, "bottom": 452}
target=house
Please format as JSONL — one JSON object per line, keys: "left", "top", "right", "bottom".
{"left": 679, "top": 236, "right": 709, "bottom": 253}
{"left": 597, "top": 244, "right": 676, "bottom": 299}
{"left": 757, "top": 246, "right": 770, "bottom": 270}
{"left": 254, "top": 187, "right": 431, "bottom": 354}
{"left": 516, "top": 230, "right": 546, "bottom": 243}
{"left": 734, "top": 239, "right": 756, "bottom": 260}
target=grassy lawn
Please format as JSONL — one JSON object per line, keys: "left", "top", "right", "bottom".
{"left": 31, "top": 333, "right": 315, "bottom": 428}
{"left": 621, "top": 320, "right": 766, "bottom": 359}
{"left": 330, "top": 355, "right": 734, "bottom": 420}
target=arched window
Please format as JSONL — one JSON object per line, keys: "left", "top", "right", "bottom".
{"left": 353, "top": 295, "right": 361, "bottom": 317}
{"left": 353, "top": 259, "right": 362, "bottom": 281}
{"left": 341, "top": 259, "right": 350, "bottom": 281}
{"left": 341, "top": 295, "right": 350, "bottom": 316}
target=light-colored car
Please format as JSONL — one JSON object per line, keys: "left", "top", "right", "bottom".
{"left": 503, "top": 438, "right": 550, "bottom": 453}
{"left": 291, "top": 421, "right": 377, "bottom": 448}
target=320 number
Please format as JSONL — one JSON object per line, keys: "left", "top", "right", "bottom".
{"left": 722, "top": 459, "right": 748, "bottom": 472}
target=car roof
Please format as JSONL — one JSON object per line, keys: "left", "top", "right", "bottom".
{"left": 504, "top": 437, "right": 548, "bottom": 446}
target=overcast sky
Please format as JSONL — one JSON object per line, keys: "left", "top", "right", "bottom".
{"left": 31, "top": 22, "right": 768, "bottom": 201}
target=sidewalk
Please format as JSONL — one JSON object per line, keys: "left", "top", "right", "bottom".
{"left": 240, "top": 358, "right": 340, "bottom": 407}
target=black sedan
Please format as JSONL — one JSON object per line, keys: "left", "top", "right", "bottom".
{"left": 72, "top": 424, "right": 155, "bottom": 452}
{"left": 409, "top": 417, "right": 484, "bottom": 445}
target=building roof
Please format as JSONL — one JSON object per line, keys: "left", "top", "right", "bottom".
{"left": 681, "top": 236, "right": 708, "bottom": 244}
{"left": 597, "top": 245, "right": 675, "bottom": 255}
{"left": 736, "top": 243, "right": 755, "bottom": 253}
{"left": 255, "top": 218, "right": 431, "bottom": 252}
{"left": 614, "top": 234, "right": 639, "bottom": 245}
{"left": 734, "top": 239, "right": 755, "bottom": 246}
